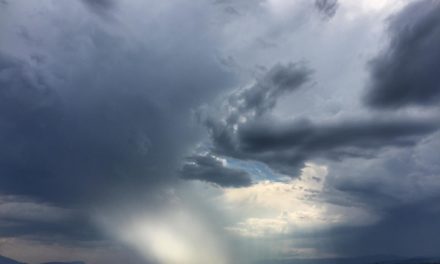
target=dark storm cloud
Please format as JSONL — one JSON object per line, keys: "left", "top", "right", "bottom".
{"left": 239, "top": 118, "right": 437, "bottom": 153}
{"left": 0, "top": 196, "right": 105, "bottom": 243}
{"left": 215, "top": 117, "right": 438, "bottom": 176}
{"left": 0, "top": 0, "right": 234, "bottom": 242}
{"left": 313, "top": 128, "right": 440, "bottom": 257}
{"left": 365, "top": 0, "right": 440, "bottom": 108}
{"left": 0, "top": 51, "right": 170, "bottom": 206}
{"left": 315, "top": 0, "right": 339, "bottom": 18}
{"left": 0, "top": 212, "right": 102, "bottom": 242}
{"left": 0, "top": 50, "right": 173, "bottom": 239}
{"left": 181, "top": 155, "right": 252, "bottom": 187}
{"left": 326, "top": 197, "right": 440, "bottom": 257}
{"left": 81, "top": 0, "right": 114, "bottom": 14}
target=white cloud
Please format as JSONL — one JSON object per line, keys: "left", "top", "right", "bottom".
{"left": 219, "top": 164, "right": 377, "bottom": 238}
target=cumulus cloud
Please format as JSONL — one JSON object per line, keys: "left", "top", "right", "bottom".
{"left": 179, "top": 63, "right": 312, "bottom": 185}
{"left": 189, "top": 61, "right": 439, "bottom": 179}
{"left": 177, "top": 2, "right": 440, "bottom": 253}
{"left": 365, "top": 0, "right": 440, "bottom": 108}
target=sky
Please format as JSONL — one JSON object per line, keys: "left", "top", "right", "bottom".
{"left": 0, "top": 0, "right": 440, "bottom": 263}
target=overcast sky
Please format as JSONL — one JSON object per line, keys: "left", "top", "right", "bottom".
{"left": 1, "top": 0, "right": 440, "bottom": 264}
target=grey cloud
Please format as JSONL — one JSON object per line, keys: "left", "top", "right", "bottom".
{"left": 4, "top": 0, "right": 440, "bottom": 261}
{"left": 217, "top": 117, "right": 438, "bottom": 176}
{"left": 315, "top": 0, "right": 339, "bottom": 19}
{"left": 312, "top": 129, "right": 440, "bottom": 257}
{"left": 230, "top": 63, "right": 312, "bottom": 116}
{"left": 0, "top": 196, "right": 101, "bottom": 242}
{"left": 181, "top": 155, "right": 252, "bottom": 187}
{"left": 195, "top": 62, "right": 438, "bottom": 177}
{"left": 202, "top": 63, "right": 312, "bottom": 153}
{"left": 327, "top": 130, "right": 440, "bottom": 207}
{"left": 0, "top": 51, "right": 169, "bottom": 206}
{"left": 0, "top": 0, "right": 234, "bottom": 242}
{"left": 0, "top": 214, "right": 101, "bottom": 242}
{"left": 81, "top": 0, "right": 114, "bottom": 14}
{"left": 0, "top": 198, "right": 70, "bottom": 224}
{"left": 181, "top": 63, "right": 312, "bottom": 182}
{"left": 365, "top": 0, "right": 440, "bottom": 108}
{"left": 239, "top": 118, "right": 438, "bottom": 153}
{"left": 325, "top": 199, "right": 440, "bottom": 257}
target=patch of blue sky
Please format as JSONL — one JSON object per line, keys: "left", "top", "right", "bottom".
{"left": 224, "top": 157, "right": 284, "bottom": 182}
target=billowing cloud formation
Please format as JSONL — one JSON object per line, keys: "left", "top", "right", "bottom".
{"left": 365, "top": 0, "right": 440, "bottom": 108}
{"left": 0, "top": 0, "right": 233, "bottom": 243}
{"left": 190, "top": 61, "right": 438, "bottom": 181}
{"left": 3, "top": 0, "right": 440, "bottom": 263}
{"left": 177, "top": 1, "right": 440, "bottom": 258}
{"left": 194, "top": 63, "right": 313, "bottom": 177}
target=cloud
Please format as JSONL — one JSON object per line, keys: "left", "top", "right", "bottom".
{"left": 181, "top": 155, "right": 252, "bottom": 187}
{"left": 81, "top": 0, "right": 114, "bottom": 15}
{"left": 194, "top": 62, "right": 438, "bottom": 177}
{"left": 0, "top": 0, "right": 234, "bottom": 245}
{"left": 365, "top": 0, "right": 440, "bottom": 108}
{"left": 177, "top": 1, "right": 440, "bottom": 254}
{"left": 213, "top": 163, "right": 378, "bottom": 259}
{"left": 0, "top": 50, "right": 171, "bottom": 206}
{"left": 180, "top": 63, "right": 312, "bottom": 183}
{"left": 325, "top": 199, "right": 440, "bottom": 257}
{"left": 226, "top": 63, "right": 313, "bottom": 117}
{"left": 315, "top": 0, "right": 339, "bottom": 18}
{"left": 314, "top": 128, "right": 440, "bottom": 257}
{"left": 232, "top": 117, "right": 438, "bottom": 175}
{"left": 0, "top": 196, "right": 71, "bottom": 224}
{"left": 0, "top": 195, "right": 101, "bottom": 243}
{"left": 3, "top": 0, "right": 440, "bottom": 262}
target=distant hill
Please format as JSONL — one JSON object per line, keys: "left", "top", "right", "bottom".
{"left": 257, "top": 256, "right": 440, "bottom": 264}
{"left": 41, "top": 262, "right": 85, "bottom": 264}
{"left": 0, "top": 255, "right": 26, "bottom": 264}
{"left": 375, "top": 258, "right": 440, "bottom": 264}
{"left": 0, "top": 255, "right": 86, "bottom": 264}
